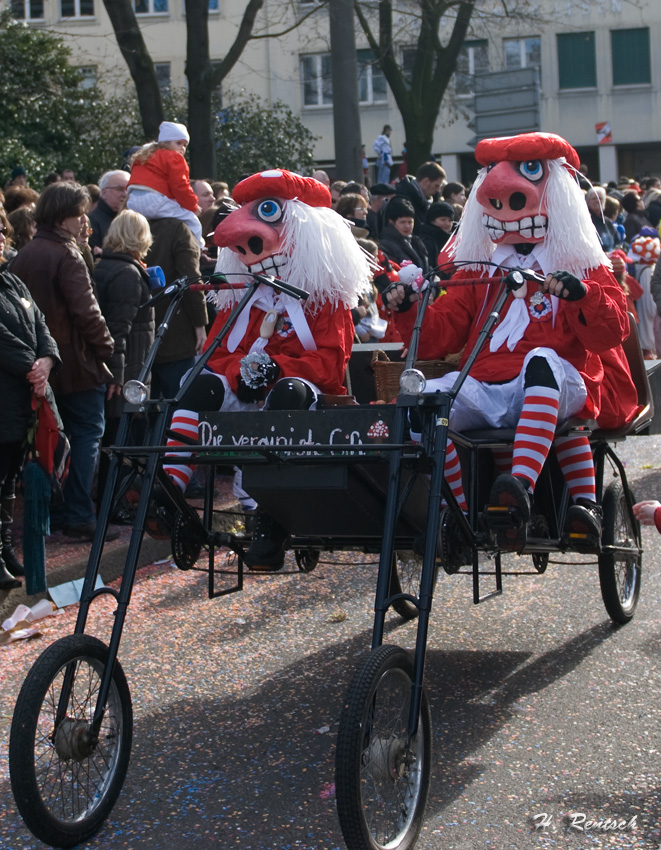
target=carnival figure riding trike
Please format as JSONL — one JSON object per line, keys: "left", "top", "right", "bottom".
{"left": 9, "top": 139, "right": 649, "bottom": 850}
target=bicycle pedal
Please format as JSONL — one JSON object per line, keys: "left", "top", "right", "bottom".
{"left": 483, "top": 504, "right": 525, "bottom": 530}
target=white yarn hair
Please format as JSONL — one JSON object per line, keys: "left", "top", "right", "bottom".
{"left": 209, "top": 198, "right": 372, "bottom": 312}
{"left": 450, "top": 158, "right": 610, "bottom": 278}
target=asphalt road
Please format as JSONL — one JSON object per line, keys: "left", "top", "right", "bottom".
{"left": 2, "top": 436, "right": 661, "bottom": 850}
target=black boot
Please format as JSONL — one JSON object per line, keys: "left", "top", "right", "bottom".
{"left": 1, "top": 497, "right": 24, "bottom": 577}
{"left": 0, "top": 556, "right": 21, "bottom": 591}
{"left": 243, "top": 513, "right": 290, "bottom": 572}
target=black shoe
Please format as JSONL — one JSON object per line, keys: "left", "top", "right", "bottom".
{"left": 0, "top": 559, "right": 21, "bottom": 591}
{"left": 486, "top": 474, "right": 531, "bottom": 552}
{"left": 243, "top": 513, "right": 290, "bottom": 572}
{"left": 62, "top": 523, "right": 121, "bottom": 543}
{"left": 564, "top": 498, "right": 602, "bottom": 551}
{"left": 3, "top": 547, "right": 24, "bottom": 577}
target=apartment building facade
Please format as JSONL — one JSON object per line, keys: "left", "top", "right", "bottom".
{"left": 7, "top": 0, "right": 660, "bottom": 184}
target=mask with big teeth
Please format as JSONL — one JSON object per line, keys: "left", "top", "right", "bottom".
{"left": 214, "top": 196, "right": 290, "bottom": 278}
{"left": 475, "top": 159, "right": 549, "bottom": 245}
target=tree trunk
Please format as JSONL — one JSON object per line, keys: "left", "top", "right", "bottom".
{"left": 101, "top": 0, "right": 163, "bottom": 139}
{"left": 355, "top": 0, "right": 476, "bottom": 173}
{"left": 186, "top": 0, "right": 215, "bottom": 178}
{"left": 329, "top": 0, "right": 363, "bottom": 182}
{"left": 186, "top": 0, "right": 264, "bottom": 179}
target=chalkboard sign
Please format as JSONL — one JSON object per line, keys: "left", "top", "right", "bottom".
{"left": 198, "top": 406, "right": 398, "bottom": 459}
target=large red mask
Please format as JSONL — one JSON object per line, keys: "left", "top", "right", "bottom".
{"left": 213, "top": 169, "right": 331, "bottom": 276}
{"left": 474, "top": 132, "right": 580, "bottom": 246}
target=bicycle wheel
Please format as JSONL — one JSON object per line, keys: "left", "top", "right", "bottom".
{"left": 10, "top": 634, "right": 133, "bottom": 848}
{"left": 335, "top": 644, "right": 431, "bottom": 850}
{"left": 598, "top": 480, "right": 641, "bottom": 624}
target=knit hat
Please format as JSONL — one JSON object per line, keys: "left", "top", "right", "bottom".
{"left": 628, "top": 231, "right": 661, "bottom": 265}
{"left": 158, "top": 121, "right": 190, "bottom": 143}
{"left": 370, "top": 183, "right": 396, "bottom": 197}
{"left": 10, "top": 166, "right": 26, "bottom": 180}
{"left": 426, "top": 201, "right": 455, "bottom": 223}
{"left": 385, "top": 197, "right": 415, "bottom": 222}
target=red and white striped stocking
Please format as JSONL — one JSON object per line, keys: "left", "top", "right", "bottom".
{"left": 511, "top": 386, "right": 560, "bottom": 492}
{"left": 163, "top": 408, "right": 198, "bottom": 492}
{"left": 553, "top": 434, "right": 596, "bottom": 503}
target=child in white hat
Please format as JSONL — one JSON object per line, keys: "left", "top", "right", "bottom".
{"left": 126, "top": 121, "right": 204, "bottom": 247}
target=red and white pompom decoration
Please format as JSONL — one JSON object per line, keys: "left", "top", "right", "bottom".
{"left": 398, "top": 261, "right": 425, "bottom": 292}
{"left": 628, "top": 235, "right": 661, "bottom": 265}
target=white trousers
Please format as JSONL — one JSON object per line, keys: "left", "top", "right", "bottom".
{"left": 127, "top": 189, "right": 204, "bottom": 248}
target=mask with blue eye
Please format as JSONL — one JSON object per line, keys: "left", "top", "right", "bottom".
{"left": 519, "top": 160, "right": 544, "bottom": 183}
{"left": 256, "top": 198, "right": 284, "bottom": 224}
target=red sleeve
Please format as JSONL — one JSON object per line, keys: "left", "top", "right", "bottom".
{"left": 159, "top": 150, "right": 199, "bottom": 212}
{"left": 655, "top": 506, "right": 661, "bottom": 535}
{"left": 562, "top": 265, "right": 630, "bottom": 354}
{"left": 393, "top": 270, "right": 483, "bottom": 359}
{"left": 626, "top": 274, "right": 644, "bottom": 302}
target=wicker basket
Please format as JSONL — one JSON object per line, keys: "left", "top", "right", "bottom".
{"left": 371, "top": 350, "right": 460, "bottom": 402}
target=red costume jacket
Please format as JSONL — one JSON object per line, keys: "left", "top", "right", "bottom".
{"left": 394, "top": 265, "right": 637, "bottom": 424}
{"left": 128, "top": 149, "right": 199, "bottom": 213}
{"left": 204, "top": 299, "right": 355, "bottom": 396}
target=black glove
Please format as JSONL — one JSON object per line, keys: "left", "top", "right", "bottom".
{"left": 236, "top": 379, "right": 268, "bottom": 404}
{"left": 550, "top": 270, "right": 586, "bottom": 301}
{"left": 381, "top": 281, "right": 416, "bottom": 312}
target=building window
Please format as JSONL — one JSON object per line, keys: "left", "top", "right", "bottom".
{"left": 154, "top": 62, "right": 171, "bottom": 93}
{"left": 611, "top": 28, "right": 650, "bottom": 86}
{"left": 77, "top": 66, "right": 97, "bottom": 89}
{"left": 455, "top": 40, "right": 489, "bottom": 96}
{"left": 357, "top": 49, "right": 387, "bottom": 104}
{"left": 134, "top": 0, "right": 168, "bottom": 14}
{"left": 301, "top": 54, "right": 333, "bottom": 106}
{"left": 10, "top": 0, "right": 44, "bottom": 19}
{"left": 503, "top": 36, "right": 540, "bottom": 70}
{"left": 557, "top": 31, "right": 596, "bottom": 89}
{"left": 61, "top": 0, "right": 94, "bottom": 17}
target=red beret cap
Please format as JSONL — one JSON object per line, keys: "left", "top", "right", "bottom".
{"left": 232, "top": 169, "right": 332, "bottom": 208}
{"left": 475, "top": 132, "right": 580, "bottom": 171}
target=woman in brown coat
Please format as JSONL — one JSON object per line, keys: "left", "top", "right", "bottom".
{"left": 10, "top": 183, "right": 118, "bottom": 542}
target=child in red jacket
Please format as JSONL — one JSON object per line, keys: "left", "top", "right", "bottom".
{"left": 126, "top": 121, "right": 204, "bottom": 248}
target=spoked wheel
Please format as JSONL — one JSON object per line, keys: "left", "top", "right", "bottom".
{"left": 335, "top": 644, "right": 432, "bottom": 850}
{"left": 295, "top": 548, "right": 320, "bottom": 573}
{"left": 388, "top": 552, "right": 424, "bottom": 620}
{"left": 172, "top": 510, "right": 206, "bottom": 571}
{"left": 9, "top": 635, "right": 133, "bottom": 849}
{"left": 599, "top": 481, "right": 641, "bottom": 624}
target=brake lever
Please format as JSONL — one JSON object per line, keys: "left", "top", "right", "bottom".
{"left": 505, "top": 267, "right": 547, "bottom": 292}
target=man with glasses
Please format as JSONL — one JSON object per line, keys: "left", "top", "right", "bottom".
{"left": 89, "top": 170, "right": 129, "bottom": 252}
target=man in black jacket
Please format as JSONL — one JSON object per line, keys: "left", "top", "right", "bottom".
{"left": 395, "top": 161, "right": 446, "bottom": 234}
{"left": 89, "top": 170, "right": 129, "bottom": 253}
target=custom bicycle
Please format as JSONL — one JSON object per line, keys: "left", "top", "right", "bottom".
{"left": 8, "top": 265, "right": 649, "bottom": 850}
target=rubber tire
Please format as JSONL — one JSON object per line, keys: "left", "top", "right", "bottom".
{"left": 598, "top": 480, "right": 641, "bottom": 624}
{"left": 335, "top": 644, "right": 432, "bottom": 850}
{"left": 295, "top": 548, "right": 320, "bottom": 573}
{"left": 9, "top": 634, "right": 133, "bottom": 849}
